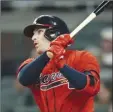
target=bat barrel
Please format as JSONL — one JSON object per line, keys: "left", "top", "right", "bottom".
{"left": 94, "top": 1, "right": 110, "bottom": 16}
{"left": 70, "top": 1, "right": 111, "bottom": 38}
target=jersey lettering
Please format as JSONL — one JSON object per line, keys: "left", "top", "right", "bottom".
{"left": 40, "top": 72, "right": 68, "bottom": 91}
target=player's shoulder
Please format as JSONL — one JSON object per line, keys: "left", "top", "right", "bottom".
{"left": 66, "top": 49, "right": 94, "bottom": 57}
{"left": 66, "top": 49, "right": 98, "bottom": 63}
{"left": 16, "top": 58, "right": 34, "bottom": 76}
{"left": 21, "top": 58, "right": 34, "bottom": 65}
{"left": 79, "top": 50, "right": 96, "bottom": 58}
{"left": 77, "top": 50, "right": 99, "bottom": 65}
{"left": 18, "top": 58, "right": 34, "bottom": 71}
{"left": 80, "top": 50, "right": 97, "bottom": 60}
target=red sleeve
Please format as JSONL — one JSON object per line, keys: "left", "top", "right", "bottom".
{"left": 75, "top": 51, "right": 100, "bottom": 96}
{"left": 81, "top": 51, "right": 100, "bottom": 73}
{"left": 16, "top": 58, "right": 34, "bottom": 88}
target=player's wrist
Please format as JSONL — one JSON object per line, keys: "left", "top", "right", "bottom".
{"left": 54, "top": 55, "right": 66, "bottom": 69}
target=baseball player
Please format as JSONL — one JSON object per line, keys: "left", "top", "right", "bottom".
{"left": 17, "top": 15, "right": 100, "bottom": 112}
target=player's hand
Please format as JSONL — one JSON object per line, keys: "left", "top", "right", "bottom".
{"left": 50, "top": 34, "right": 73, "bottom": 48}
{"left": 47, "top": 43, "right": 66, "bottom": 69}
{"left": 47, "top": 34, "right": 74, "bottom": 58}
{"left": 48, "top": 44, "right": 65, "bottom": 56}
{"left": 47, "top": 44, "right": 66, "bottom": 69}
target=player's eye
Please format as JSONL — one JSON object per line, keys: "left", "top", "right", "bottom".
{"left": 37, "top": 29, "right": 44, "bottom": 34}
{"left": 33, "top": 29, "right": 44, "bottom": 34}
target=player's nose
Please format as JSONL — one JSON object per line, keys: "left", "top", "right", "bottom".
{"left": 31, "top": 34, "right": 37, "bottom": 41}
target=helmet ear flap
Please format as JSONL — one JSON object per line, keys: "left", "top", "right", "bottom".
{"left": 45, "top": 27, "right": 61, "bottom": 41}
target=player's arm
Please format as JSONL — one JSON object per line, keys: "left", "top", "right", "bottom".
{"left": 47, "top": 34, "right": 100, "bottom": 96}
{"left": 75, "top": 51, "right": 100, "bottom": 96}
{"left": 48, "top": 34, "right": 87, "bottom": 89}
{"left": 60, "top": 52, "right": 100, "bottom": 96}
{"left": 17, "top": 52, "right": 50, "bottom": 86}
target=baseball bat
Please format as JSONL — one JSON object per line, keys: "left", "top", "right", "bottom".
{"left": 47, "top": 1, "right": 111, "bottom": 58}
{"left": 70, "top": 1, "right": 110, "bottom": 37}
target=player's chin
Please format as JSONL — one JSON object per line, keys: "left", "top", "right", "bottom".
{"left": 36, "top": 49, "right": 45, "bottom": 55}
{"left": 38, "top": 51, "right": 44, "bottom": 54}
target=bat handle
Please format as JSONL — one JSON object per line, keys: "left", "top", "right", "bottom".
{"left": 46, "top": 51, "right": 54, "bottom": 59}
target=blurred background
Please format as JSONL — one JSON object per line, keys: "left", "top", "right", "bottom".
{"left": 1, "top": 0, "right": 112, "bottom": 112}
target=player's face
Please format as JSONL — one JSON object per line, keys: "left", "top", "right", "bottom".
{"left": 32, "top": 28, "right": 50, "bottom": 54}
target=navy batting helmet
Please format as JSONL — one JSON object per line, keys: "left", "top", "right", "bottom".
{"left": 23, "top": 15, "right": 70, "bottom": 41}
